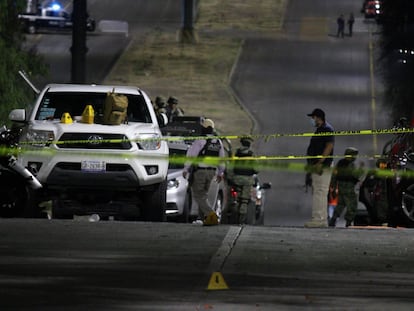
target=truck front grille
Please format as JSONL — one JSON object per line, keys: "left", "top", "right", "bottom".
{"left": 57, "top": 133, "right": 132, "bottom": 150}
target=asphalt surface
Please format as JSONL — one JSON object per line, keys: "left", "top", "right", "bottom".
{"left": 1, "top": 219, "right": 414, "bottom": 310}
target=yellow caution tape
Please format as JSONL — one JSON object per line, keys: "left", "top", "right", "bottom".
{"left": 17, "top": 127, "right": 414, "bottom": 147}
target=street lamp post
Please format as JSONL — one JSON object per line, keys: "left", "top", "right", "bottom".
{"left": 71, "top": 0, "right": 87, "bottom": 83}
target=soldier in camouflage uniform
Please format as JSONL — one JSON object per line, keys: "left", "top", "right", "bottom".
{"left": 231, "top": 137, "right": 258, "bottom": 224}
{"left": 329, "top": 147, "right": 363, "bottom": 227}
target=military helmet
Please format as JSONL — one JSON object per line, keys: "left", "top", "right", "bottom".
{"left": 240, "top": 136, "right": 253, "bottom": 147}
{"left": 344, "top": 147, "right": 358, "bottom": 157}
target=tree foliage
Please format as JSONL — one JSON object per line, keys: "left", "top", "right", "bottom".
{"left": 0, "top": 0, "right": 47, "bottom": 124}
{"left": 379, "top": 0, "right": 414, "bottom": 122}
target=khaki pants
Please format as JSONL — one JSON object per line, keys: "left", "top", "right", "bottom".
{"left": 192, "top": 169, "right": 216, "bottom": 218}
{"left": 311, "top": 168, "right": 332, "bottom": 223}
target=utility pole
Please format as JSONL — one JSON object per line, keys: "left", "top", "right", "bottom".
{"left": 179, "top": 0, "right": 198, "bottom": 43}
{"left": 71, "top": 0, "right": 87, "bottom": 83}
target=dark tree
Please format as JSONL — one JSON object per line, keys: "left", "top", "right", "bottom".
{"left": 0, "top": 0, "right": 47, "bottom": 123}
{"left": 379, "top": 0, "right": 414, "bottom": 122}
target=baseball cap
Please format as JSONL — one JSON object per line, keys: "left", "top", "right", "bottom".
{"left": 307, "top": 108, "right": 325, "bottom": 119}
{"left": 201, "top": 118, "right": 215, "bottom": 129}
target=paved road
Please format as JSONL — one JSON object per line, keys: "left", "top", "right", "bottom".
{"left": 1, "top": 219, "right": 414, "bottom": 310}
{"left": 231, "top": 0, "right": 391, "bottom": 226}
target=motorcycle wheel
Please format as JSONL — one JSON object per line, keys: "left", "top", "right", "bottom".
{"left": 401, "top": 184, "right": 414, "bottom": 227}
{"left": 0, "top": 175, "right": 37, "bottom": 218}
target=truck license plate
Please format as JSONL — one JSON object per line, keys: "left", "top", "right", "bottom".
{"left": 81, "top": 161, "right": 106, "bottom": 172}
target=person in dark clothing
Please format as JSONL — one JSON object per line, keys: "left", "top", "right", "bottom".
{"left": 231, "top": 137, "right": 258, "bottom": 224}
{"left": 347, "top": 13, "right": 355, "bottom": 36}
{"left": 166, "top": 96, "right": 184, "bottom": 122}
{"left": 337, "top": 14, "right": 345, "bottom": 38}
{"left": 329, "top": 147, "right": 363, "bottom": 227}
{"left": 305, "top": 108, "right": 335, "bottom": 228}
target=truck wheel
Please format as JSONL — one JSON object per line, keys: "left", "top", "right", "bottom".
{"left": 141, "top": 180, "right": 167, "bottom": 222}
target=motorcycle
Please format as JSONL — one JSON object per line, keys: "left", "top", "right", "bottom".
{"left": 0, "top": 125, "right": 43, "bottom": 218}
{"left": 223, "top": 175, "right": 271, "bottom": 225}
{"left": 359, "top": 118, "right": 414, "bottom": 227}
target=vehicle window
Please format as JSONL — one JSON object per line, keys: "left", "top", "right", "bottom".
{"left": 35, "top": 92, "right": 152, "bottom": 123}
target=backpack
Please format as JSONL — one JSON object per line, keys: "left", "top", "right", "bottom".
{"left": 103, "top": 90, "right": 128, "bottom": 125}
{"left": 198, "top": 139, "right": 221, "bottom": 157}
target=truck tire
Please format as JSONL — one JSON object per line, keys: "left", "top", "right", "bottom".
{"left": 141, "top": 180, "right": 167, "bottom": 222}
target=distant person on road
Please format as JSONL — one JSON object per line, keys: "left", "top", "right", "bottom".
{"left": 166, "top": 96, "right": 184, "bottom": 122}
{"left": 328, "top": 147, "right": 363, "bottom": 227}
{"left": 348, "top": 13, "right": 355, "bottom": 36}
{"left": 337, "top": 14, "right": 345, "bottom": 38}
{"left": 183, "top": 118, "right": 225, "bottom": 226}
{"left": 305, "top": 108, "right": 335, "bottom": 228}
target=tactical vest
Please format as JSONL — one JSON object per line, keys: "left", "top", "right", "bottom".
{"left": 198, "top": 139, "right": 221, "bottom": 157}
{"left": 233, "top": 146, "right": 256, "bottom": 176}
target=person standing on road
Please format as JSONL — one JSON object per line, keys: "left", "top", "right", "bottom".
{"left": 347, "top": 13, "right": 355, "bottom": 37}
{"left": 230, "top": 137, "right": 258, "bottom": 224}
{"left": 183, "top": 118, "right": 225, "bottom": 226}
{"left": 337, "top": 14, "right": 345, "bottom": 38}
{"left": 329, "top": 147, "right": 363, "bottom": 227}
{"left": 305, "top": 108, "right": 335, "bottom": 228}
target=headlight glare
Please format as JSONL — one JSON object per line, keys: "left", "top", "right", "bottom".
{"left": 26, "top": 130, "right": 55, "bottom": 147}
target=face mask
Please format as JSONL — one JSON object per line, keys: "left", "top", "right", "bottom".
{"left": 310, "top": 118, "right": 316, "bottom": 127}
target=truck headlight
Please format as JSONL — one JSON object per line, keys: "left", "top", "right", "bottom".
{"left": 137, "top": 133, "right": 161, "bottom": 150}
{"left": 25, "top": 130, "right": 55, "bottom": 147}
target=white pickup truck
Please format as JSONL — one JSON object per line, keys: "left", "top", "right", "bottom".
{"left": 9, "top": 84, "right": 169, "bottom": 221}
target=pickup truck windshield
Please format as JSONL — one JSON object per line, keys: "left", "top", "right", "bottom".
{"left": 35, "top": 92, "right": 152, "bottom": 123}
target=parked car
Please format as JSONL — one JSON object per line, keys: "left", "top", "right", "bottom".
{"left": 362, "top": 0, "right": 382, "bottom": 19}
{"left": 19, "top": 5, "right": 96, "bottom": 34}
{"left": 164, "top": 117, "right": 233, "bottom": 223}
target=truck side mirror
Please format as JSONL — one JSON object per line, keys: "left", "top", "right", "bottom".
{"left": 9, "top": 109, "right": 26, "bottom": 122}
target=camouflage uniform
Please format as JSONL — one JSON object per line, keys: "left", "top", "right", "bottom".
{"left": 231, "top": 140, "right": 257, "bottom": 224}
{"left": 329, "top": 148, "right": 363, "bottom": 227}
